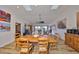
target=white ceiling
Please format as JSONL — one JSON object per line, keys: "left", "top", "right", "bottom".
{"left": 0, "top": 5, "right": 69, "bottom": 24}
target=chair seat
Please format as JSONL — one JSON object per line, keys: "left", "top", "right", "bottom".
{"left": 39, "top": 47, "right": 47, "bottom": 51}
{"left": 20, "top": 44, "right": 33, "bottom": 54}
{"left": 20, "top": 48, "right": 28, "bottom": 52}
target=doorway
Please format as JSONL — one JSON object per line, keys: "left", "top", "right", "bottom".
{"left": 15, "top": 23, "right": 21, "bottom": 39}
{"left": 34, "top": 25, "right": 48, "bottom": 35}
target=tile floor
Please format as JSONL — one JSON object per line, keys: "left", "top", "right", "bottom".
{"left": 0, "top": 39, "right": 78, "bottom": 54}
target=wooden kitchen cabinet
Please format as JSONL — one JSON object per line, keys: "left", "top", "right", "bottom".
{"left": 65, "top": 33, "right": 79, "bottom": 52}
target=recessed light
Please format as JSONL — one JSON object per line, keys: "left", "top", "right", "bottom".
{"left": 51, "top": 5, "right": 59, "bottom": 10}
{"left": 34, "top": 5, "right": 38, "bottom": 7}
{"left": 17, "top": 6, "right": 19, "bottom": 9}
{"left": 23, "top": 5, "right": 32, "bottom": 11}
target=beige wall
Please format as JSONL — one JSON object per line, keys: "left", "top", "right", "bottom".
{"left": 54, "top": 6, "right": 79, "bottom": 29}
{"left": 53, "top": 6, "right": 79, "bottom": 40}
{"left": 0, "top": 8, "right": 25, "bottom": 47}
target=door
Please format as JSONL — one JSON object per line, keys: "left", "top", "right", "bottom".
{"left": 77, "top": 12, "right": 79, "bottom": 29}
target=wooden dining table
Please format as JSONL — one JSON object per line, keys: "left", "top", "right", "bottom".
{"left": 16, "top": 35, "right": 57, "bottom": 44}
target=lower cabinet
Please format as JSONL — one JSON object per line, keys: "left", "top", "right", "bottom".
{"left": 65, "top": 33, "right": 79, "bottom": 52}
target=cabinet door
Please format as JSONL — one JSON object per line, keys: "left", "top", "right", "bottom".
{"left": 71, "top": 36, "right": 74, "bottom": 47}
{"left": 73, "top": 36, "right": 77, "bottom": 49}
{"left": 65, "top": 33, "right": 68, "bottom": 44}
{"left": 76, "top": 37, "right": 79, "bottom": 51}
{"left": 73, "top": 37, "right": 75, "bottom": 49}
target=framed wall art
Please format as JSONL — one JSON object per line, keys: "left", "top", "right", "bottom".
{"left": 0, "top": 10, "right": 11, "bottom": 32}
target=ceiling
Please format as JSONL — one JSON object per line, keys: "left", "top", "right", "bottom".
{"left": 0, "top": 5, "right": 69, "bottom": 24}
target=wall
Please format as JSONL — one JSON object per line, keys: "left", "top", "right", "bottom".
{"left": 54, "top": 6, "right": 79, "bottom": 40}
{"left": 0, "top": 8, "right": 25, "bottom": 47}
{"left": 55, "top": 6, "right": 79, "bottom": 29}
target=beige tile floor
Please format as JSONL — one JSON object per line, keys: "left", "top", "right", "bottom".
{"left": 0, "top": 39, "right": 79, "bottom": 54}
